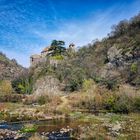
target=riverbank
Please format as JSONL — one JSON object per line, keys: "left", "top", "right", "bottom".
{"left": 0, "top": 91, "right": 140, "bottom": 140}
{"left": 0, "top": 113, "right": 140, "bottom": 140}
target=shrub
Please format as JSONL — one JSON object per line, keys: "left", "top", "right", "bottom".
{"left": 103, "top": 94, "right": 133, "bottom": 113}
{"left": 70, "top": 93, "right": 103, "bottom": 111}
{"left": 64, "top": 68, "right": 86, "bottom": 91}
{"left": 37, "top": 95, "right": 51, "bottom": 105}
{"left": 104, "top": 79, "right": 118, "bottom": 90}
{"left": 12, "top": 71, "right": 33, "bottom": 94}
{"left": 51, "top": 55, "right": 64, "bottom": 60}
{"left": 109, "top": 114, "right": 122, "bottom": 123}
{"left": 0, "top": 80, "right": 14, "bottom": 94}
{"left": 37, "top": 96, "right": 47, "bottom": 105}
{"left": 82, "top": 79, "right": 94, "bottom": 92}
{"left": 0, "top": 94, "right": 24, "bottom": 102}
{"left": 103, "top": 94, "right": 117, "bottom": 111}
{"left": 133, "top": 97, "right": 140, "bottom": 112}
{"left": 20, "top": 124, "right": 37, "bottom": 133}
{"left": 22, "top": 95, "right": 36, "bottom": 105}
{"left": 113, "top": 95, "right": 133, "bottom": 113}
{"left": 93, "top": 77, "right": 118, "bottom": 90}
{"left": 130, "top": 63, "right": 138, "bottom": 73}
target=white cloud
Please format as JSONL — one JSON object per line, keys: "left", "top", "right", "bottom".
{"left": 32, "top": 0, "right": 140, "bottom": 48}
{"left": 32, "top": 7, "right": 117, "bottom": 47}
{"left": 1, "top": 0, "right": 140, "bottom": 67}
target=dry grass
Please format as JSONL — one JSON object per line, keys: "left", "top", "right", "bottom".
{"left": 67, "top": 85, "right": 106, "bottom": 111}
{"left": 116, "top": 84, "right": 140, "bottom": 98}
{"left": 0, "top": 80, "right": 13, "bottom": 95}
{"left": 67, "top": 83, "right": 140, "bottom": 113}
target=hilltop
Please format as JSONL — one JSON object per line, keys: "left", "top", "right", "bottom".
{"left": 0, "top": 52, "right": 25, "bottom": 80}
{"left": 27, "top": 13, "right": 140, "bottom": 95}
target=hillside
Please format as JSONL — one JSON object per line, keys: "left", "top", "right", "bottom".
{"left": 0, "top": 13, "right": 140, "bottom": 140}
{"left": 28, "top": 13, "right": 140, "bottom": 95}
{"left": 0, "top": 52, "right": 25, "bottom": 80}
{"left": 72, "top": 13, "right": 140, "bottom": 88}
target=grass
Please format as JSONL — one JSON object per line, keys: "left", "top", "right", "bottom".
{"left": 0, "top": 55, "right": 10, "bottom": 63}
{"left": 109, "top": 114, "right": 122, "bottom": 124}
{"left": 51, "top": 55, "right": 64, "bottom": 60}
{"left": 20, "top": 124, "right": 37, "bottom": 133}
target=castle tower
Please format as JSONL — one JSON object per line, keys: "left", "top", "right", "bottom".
{"left": 69, "top": 43, "right": 75, "bottom": 52}
{"left": 30, "top": 54, "right": 42, "bottom": 66}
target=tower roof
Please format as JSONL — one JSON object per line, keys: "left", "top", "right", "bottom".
{"left": 41, "top": 46, "right": 51, "bottom": 53}
{"left": 69, "top": 43, "right": 75, "bottom": 46}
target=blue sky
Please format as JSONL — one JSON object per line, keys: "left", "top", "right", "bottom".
{"left": 0, "top": 0, "right": 140, "bottom": 67}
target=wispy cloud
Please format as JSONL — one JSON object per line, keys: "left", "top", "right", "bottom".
{"left": 0, "top": 0, "right": 140, "bottom": 67}
{"left": 33, "top": 0, "right": 140, "bottom": 47}
{"left": 31, "top": 5, "right": 122, "bottom": 47}
{"left": 46, "top": 0, "right": 58, "bottom": 21}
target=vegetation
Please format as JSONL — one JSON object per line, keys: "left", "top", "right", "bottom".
{"left": 20, "top": 124, "right": 37, "bottom": 133}
{"left": 48, "top": 40, "right": 66, "bottom": 56}
{"left": 0, "top": 52, "right": 10, "bottom": 63}
{"left": 11, "top": 70, "right": 33, "bottom": 94}
{"left": 51, "top": 55, "right": 64, "bottom": 60}
{"left": 0, "top": 80, "right": 14, "bottom": 94}
{"left": 0, "top": 13, "right": 139, "bottom": 127}
{"left": 37, "top": 95, "right": 51, "bottom": 105}
{"left": 8, "top": 13, "right": 139, "bottom": 114}
{"left": 0, "top": 94, "right": 24, "bottom": 102}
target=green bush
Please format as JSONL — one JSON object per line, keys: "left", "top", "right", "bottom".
{"left": 65, "top": 68, "right": 86, "bottom": 91}
{"left": 104, "top": 94, "right": 117, "bottom": 111}
{"left": 103, "top": 94, "right": 133, "bottom": 113}
{"left": 37, "top": 95, "right": 51, "bottom": 105}
{"left": 56, "top": 62, "right": 86, "bottom": 91}
{"left": 12, "top": 71, "right": 33, "bottom": 94}
{"left": 133, "top": 97, "right": 140, "bottom": 112}
{"left": 82, "top": 79, "right": 94, "bottom": 91}
{"left": 20, "top": 124, "right": 37, "bottom": 133}
{"left": 130, "top": 63, "right": 138, "bottom": 73}
{"left": 104, "top": 79, "right": 118, "bottom": 90}
{"left": 51, "top": 55, "right": 64, "bottom": 60}
{"left": 93, "top": 77, "right": 118, "bottom": 90}
{"left": 0, "top": 80, "right": 14, "bottom": 95}
{"left": 113, "top": 95, "right": 132, "bottom": 113}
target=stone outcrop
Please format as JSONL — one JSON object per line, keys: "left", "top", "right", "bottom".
{"left": 0, "top": 52, "right": 25, "bottom": 80}
{"left": 100, "top": 43, "right": 140, "bottom": 83}
{"left": 33, "top": 76, "right": 62, "bottom": 95}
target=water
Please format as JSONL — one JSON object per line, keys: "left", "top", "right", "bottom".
{"left": 0, "top": 113, "right": 139, "bottom": 140}
{"left": 0, "top": 118, "right": 76, "bottom": 140}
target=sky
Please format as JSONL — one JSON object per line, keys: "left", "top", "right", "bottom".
{"left": 0, "top": 0, "right": 140, "bottom": 67}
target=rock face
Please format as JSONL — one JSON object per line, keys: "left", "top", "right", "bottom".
{"left": 107, "top": 45, "right": 122, "bottom": 63}
{"left": 100, "top": 43, "right": 140, "bottom": 85}
{"left": 33, "top": 76, "right": 62, "bottom": 95}
{"left": 0, "top": 52, "right": 25, "bottom": 80}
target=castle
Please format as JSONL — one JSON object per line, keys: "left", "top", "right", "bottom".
{"left": 30, "top": 43, "right": 75, "bottom": 66}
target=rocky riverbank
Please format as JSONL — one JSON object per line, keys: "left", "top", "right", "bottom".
{"left": 0, "top": 112, "right": 140, "bottom": 140}
{"left": 0, "top": 129, "right": 24, "bottom": 140}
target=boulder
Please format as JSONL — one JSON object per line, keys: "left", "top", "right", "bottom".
{"left": 33, "top": 76, "right": 62, "bottom": 95}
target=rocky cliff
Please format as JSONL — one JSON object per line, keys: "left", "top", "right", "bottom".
{"left": 0, "top": 52, "right": 25, "bottom": 80}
